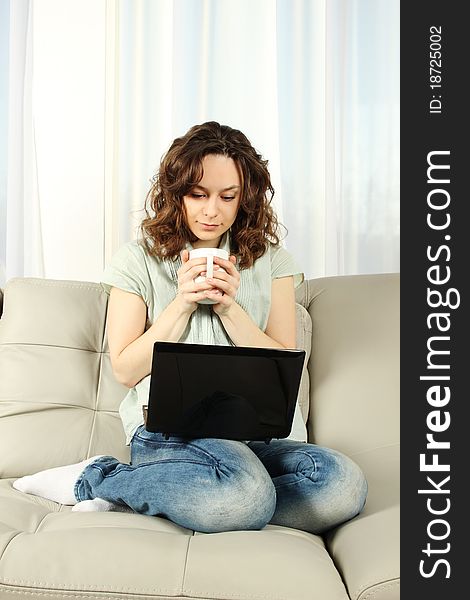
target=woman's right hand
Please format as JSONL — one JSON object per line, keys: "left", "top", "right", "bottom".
{"left": 175, "top": 250, "right": 219, "bottom": 314}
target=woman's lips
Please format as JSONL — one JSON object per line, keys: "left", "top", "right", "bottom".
{"left": 199, "top": 223, "right": 220, "bottom": 230}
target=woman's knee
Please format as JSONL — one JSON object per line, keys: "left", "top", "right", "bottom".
{"left": 313, "top": 447, "right": 367, "bottom": 530}
{"left": 331, "top": 449, "right": 368, "bottom": 516}
{"left": 191, "top": 459, "right": 276, "bottom": 533}
{"left": 283, "top": 445, "right": 368, "bottom": 534}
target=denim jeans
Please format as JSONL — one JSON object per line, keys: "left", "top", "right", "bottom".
{"left": 74, "top": 426, "right": 367, "bottom": 534}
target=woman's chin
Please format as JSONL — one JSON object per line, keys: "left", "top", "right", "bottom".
{"left": 191, "top": 232, "right": 223, "bottom": 248}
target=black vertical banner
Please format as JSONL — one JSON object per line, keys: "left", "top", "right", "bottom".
{"left": 401, "top": 2, "right": 467, "bottom": 598}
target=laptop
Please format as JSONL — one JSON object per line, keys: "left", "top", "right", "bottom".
{"left": 145, "top": 341, "right": 306, "bottom": 442}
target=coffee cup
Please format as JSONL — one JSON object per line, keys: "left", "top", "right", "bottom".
{"left": 189, "top": 248, "right": 229, "bottom": 304}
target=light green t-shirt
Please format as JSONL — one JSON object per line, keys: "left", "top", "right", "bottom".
{"left": 101, "top": 233, "right": 305, "bottom": 444}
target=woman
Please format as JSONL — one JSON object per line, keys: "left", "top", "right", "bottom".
{"left": 14, "top": 122, "right": 367, "bottom": 534}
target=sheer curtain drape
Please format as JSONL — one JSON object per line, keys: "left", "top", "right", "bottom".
{"left": 2, "top": 0, "right": 107, "bottom": 285}
{"left": 0, "top": 0, "right": 399, "bottom": 286}
{"left": 1, "top": 0, "right": 45, "bottom": 285}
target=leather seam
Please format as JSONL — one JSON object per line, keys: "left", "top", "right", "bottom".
{"left": 0, "top": 531, "right": 23, "bottom": 564}
{"left": 0, "top": 343, "right": 106, "bottom": 354}
{"left": 6, "top": 279, "right": 101, "bottom": 292}
{"left": 349, "top": 442, "right": 400, "bottom": 458}
{"left": 33, "top": 512, "right": 53, "bottom": 534}
{"left": 87, "top": 350, "right": 103, "bottom": 458}
{"left": 0, "top": 585, "right": 170, "bottom": 599}
{"left": 355, "top": 577, "right": 400, "bottom": 600}
{"left": 180, "top": 532, "right": 194, "bottom": 594}
{"left": 0, "top": 579, "right": 182, "bottom": 596}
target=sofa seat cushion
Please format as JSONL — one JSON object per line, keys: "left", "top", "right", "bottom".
{"left": 1, "top": 480, "right": 350, "bottom": 600}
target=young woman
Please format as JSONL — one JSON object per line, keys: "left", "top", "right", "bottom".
{"left": 14, "top": 122, "right": 367, "bottom": 534}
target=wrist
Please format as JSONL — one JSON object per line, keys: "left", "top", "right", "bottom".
{"left": 217, "top": 299, "right": 239, "bottom": 322}
{"left": 173, "top": 293, "right": 198, "bottom": 317}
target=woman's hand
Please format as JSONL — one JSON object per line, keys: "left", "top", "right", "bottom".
{"left": 176, "top": 250, "right": 218, "bottom": 314}
{"left": 204, "top": 255, "right": 240, "bottom": 316}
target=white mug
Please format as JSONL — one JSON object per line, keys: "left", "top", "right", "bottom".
{"left": 189, "top": 248, "right": 229, "bottom": 304}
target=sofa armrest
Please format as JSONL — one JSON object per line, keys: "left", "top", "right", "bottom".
{"left": 297, "top": 273, "right": 400, "bottom": 600}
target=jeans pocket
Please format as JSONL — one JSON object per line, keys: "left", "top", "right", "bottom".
{"left": 130, "top": 424, "right": 147, "bottom": 443}
{"left": 131, "top": 425, "right": 169, "bottom": 445}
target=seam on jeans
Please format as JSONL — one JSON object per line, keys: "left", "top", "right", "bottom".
{"left": 133, "top": 434, "right": 235, "bottom": 465}
{"left": 74, "top": 457, "right": 109, "bottom": 502}
{"left": 272, "top": 474, "right": 315, "bottom": 490}
{"left": 262, "top": 449, "right": 317, "bottom": 472}
{"left": 251, "top": 446, "right": 315, "bottom": 461}
{"left": 91, "top": 458, "right": 221, "bottom": 480}
{"left": 258, "top": 449, "right": 318, "bottom": 489}
{"left": 133, "top": 435, "right": 243, "bottom": 467}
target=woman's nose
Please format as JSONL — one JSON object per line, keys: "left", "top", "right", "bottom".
{"left": 203, "top": 196, "right": 219, "bottom": 217}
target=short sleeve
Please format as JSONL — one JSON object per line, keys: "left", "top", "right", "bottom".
{"left": 100, "top": 241, "right": 151, "bottom": 304}
{"left": 270, "top": 245, "right": 304, "bottom": 289}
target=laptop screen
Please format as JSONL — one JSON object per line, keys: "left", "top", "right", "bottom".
{"left": 146, "top": 342, "right": 305, "bottom": 442}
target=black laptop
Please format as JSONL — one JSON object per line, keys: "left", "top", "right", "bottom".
{"left": 145, "top": 341, "right": 306, "bottom": 442}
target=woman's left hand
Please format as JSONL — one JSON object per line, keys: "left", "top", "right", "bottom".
{"left": 205, "top": 255, "right": 240, "bottom": 316}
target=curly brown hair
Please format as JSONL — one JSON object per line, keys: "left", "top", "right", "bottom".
{"left": 140, "top": 121, "right": 285, "bottom": 269}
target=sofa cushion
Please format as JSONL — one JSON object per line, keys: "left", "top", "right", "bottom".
{"left": 0, "top": 480, "right": 351, "bottom": 600}
{"left": 0, "top": 278, "right": 129, "bottom": 478}
{"left": 326, "top": 444, "right": 400, "bottom": 600}
{"left": 296, "top": 274, "right": 399, "bottom": 456}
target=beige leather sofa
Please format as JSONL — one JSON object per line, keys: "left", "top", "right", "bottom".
{"left": 0, "top": 273, "right": 399, "bottom": 600}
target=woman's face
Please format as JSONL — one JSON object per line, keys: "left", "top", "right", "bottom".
{"left": 183, "top": 154, "right": 241, "bottom": 248}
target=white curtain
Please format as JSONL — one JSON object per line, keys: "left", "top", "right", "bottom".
{"left": 2, "top": 0, "right": 107, "bottom": 285}
{"left": 0, "top": 0, "right": 399, "bottom": 287}
{"left": 1, "top": 0, "right": 45, "bottom": 284}
{"left": 0, "top": 0, "right": 10, "bottom": 286}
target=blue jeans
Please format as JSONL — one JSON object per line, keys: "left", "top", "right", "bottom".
{"left": 74, "top": 426, "right": 367, "bottom": 534}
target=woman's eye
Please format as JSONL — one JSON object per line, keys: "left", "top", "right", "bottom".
{"left": 189, "top": 192, "right": 235, "bottom": 201}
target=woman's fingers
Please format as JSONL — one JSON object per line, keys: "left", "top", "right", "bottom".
{"left": 209, "top": 256, "right": 240, "bottom": 297}
{"left": 178, "top": 257, "right": 209, "bottom": 283}
{"left": 213, "top": 255, "right": 237, "bottom": 272}
{"left": 177, "top": 254, "right": 239, "bottom": 312}
{"left": 206, "top": 278, "right": 235, "bottom": 298}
